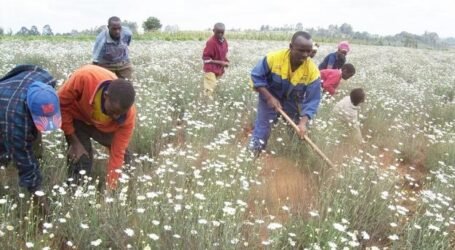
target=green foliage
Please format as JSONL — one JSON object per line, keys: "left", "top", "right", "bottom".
{"left": 0, "top": 39, "right": 454, "bottom": 249}
{"left": 143, "top": 16, "right": 162, "bottom": 32}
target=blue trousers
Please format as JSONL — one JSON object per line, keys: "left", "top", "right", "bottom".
{"left": 249, "top": 95, "right": 300, "bottom": 151}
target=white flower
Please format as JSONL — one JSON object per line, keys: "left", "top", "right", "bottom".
{"left": 148, "top": 233, "right": 159, "bottom": 241}
{"left": 388, "top": 234, "right": 399, "bottom": 241}
{"left": 223, "top": 206, "right": 236, "bottom": 215}
{"left": 198, "top": 219, "right": 208, "bottom": 224}
{"left": 267, "top": 222, "right": 283, "bottom": 230}
{"left": 390, "top": 222, "right": 398, "bottom": 227}
{"left": 80, "top": 223, "right": 89, "bottom": 229}
{"left": 309, "top": 210, "right": 319, "bottom": 217}
{"left": 194, "top": 193, "right": 206, "bottom": 200}
{"left": 34, "top": 190, "right": 45, "bottom": 196}
{"left": 0, "top": 199, "right": 7, "bottom": 204}
{"left": 6, "top": 225, "right": 14, "bottom": 231}
{"left": 333, "top": 223, "right": 347, "bottom": 232}
{"left": 91, "top": 239, "right": 102, "bottom": 246}
{"left": 428, "top": 224, "right": 440, "bottom": 231}
{"left": 361, "top": 231, "right": 370, "bottom": 240}
{"left": 261, "top": 240, "right": 272, "bottom": 245}
{"left": 25, "top": 242, "right": 34, "bottom": 248}
{"left": 124, "top": 228, "right": 135, "bottom": 237}
{"left": 43, "top": 223, "right": 53, "bottom": 229}
{"left": 66, "top": 241, "right": 73, "bottom": 247}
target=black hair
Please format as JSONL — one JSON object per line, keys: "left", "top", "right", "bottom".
{"left": 214, "top": 23, "right": 225, "bottom": 29}
{"left": 350, "top": 88, "right": 365, "bottom": 106}
{"left": 108, "top": 16, "right": 121, "bottom": 26}
{"left": 342, "top": 63, "right": 356, "bottom": 75}
{"left": 107, "top": 79, "right": 135, "bottom": 109}
{"left": 291, "top": 31, "right": 311, "bottom": 43}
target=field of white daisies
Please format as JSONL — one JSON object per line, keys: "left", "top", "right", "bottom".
{"left": 0, "top": 38, "right": 454, "bottom": 249}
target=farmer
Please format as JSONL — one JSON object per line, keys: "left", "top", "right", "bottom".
{"left": 0, "top": 65, "right": 61, "bottom": 193}
{"left": 318, "top": 41, "right": 350, "bottom": 70}
{"left": 93, "top": 16, "right": 133, "bottom": 79}
{"left": 202, "top": 22, "right": 229, "bottom": 97}
{"left": 58, "top": 65, "right": 136, "bottom": 189}
{"left": 321, "top": 63, "right": 356, "bottom": 96}
{"left": 333, "top": 88, "right": 365, "bottom": 143}
{"left": 248, "top": 31, "right": 321, "bottom": 154}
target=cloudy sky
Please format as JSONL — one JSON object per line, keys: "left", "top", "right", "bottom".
{"left": 1, "top": 0, "right": 454, "bottom": 37}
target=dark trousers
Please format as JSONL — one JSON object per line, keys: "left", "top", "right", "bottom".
{"left": 67, "top": 120, "right": 131, "bottom": 184}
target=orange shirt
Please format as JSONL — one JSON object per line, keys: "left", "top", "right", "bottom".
{"left": 58, "top": 65, "right": 136, "bottom": 188}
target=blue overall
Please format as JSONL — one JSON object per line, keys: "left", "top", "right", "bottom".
{"left": 249, "top": 49, "right": 321, "bottom": 151}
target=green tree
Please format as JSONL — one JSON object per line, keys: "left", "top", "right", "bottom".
{"left": 29, "top": 25, "right": 40, "bottom": 35}
{"left": 143, "top": 16, "right": 162, "bottom": 32}
{"left": 42, "top": 24, "right": 53, "bottom": 36}
{"left": 339, "top": 23, "right": 353, "bottom": 35}
{"left": 16, "top": 26, "right": 30, "bottom": 35}
{"left": 0, "top": 27, "right": 3, "bottom": 35}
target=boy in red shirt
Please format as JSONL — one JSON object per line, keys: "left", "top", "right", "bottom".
{"left": 321, "top": 63, "right": 355, "bottom": 96}
{"left": 202, "top": 23, "right": 229, "bottom": 97}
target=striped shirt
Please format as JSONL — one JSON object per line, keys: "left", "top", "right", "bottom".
{"left": 0, "top": 65, "right": 56, "bottom": 191}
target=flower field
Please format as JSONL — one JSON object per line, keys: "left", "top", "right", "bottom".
{"left": 0, "top": 39, "right": 454, "bottom": 249}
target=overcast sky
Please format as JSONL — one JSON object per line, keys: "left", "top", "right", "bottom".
{"left": 1, "top": 0, "right": 454, "bottom": 37}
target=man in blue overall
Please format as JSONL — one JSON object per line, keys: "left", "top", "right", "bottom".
{"left": 249, "top": 31, "right": 321, "bottom": 155}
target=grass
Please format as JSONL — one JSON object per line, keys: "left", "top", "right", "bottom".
{"left": 0, "top": 39, "right": 454, "bottom": 249}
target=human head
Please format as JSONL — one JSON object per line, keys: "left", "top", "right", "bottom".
{"left": 341, "top": 63, "right": 356, "bottom": 80}
{"left": 310, "top": 42, "right": 319, "bottom": 58}
{"left": 108, "top": 16, "right": 122, "bottom": 40}
{"left": 350, "top": 88, "right": 365, "bottom": 106}
{"left": 213, "top": 23, "right": 225, "bottom": 41}
{"left": 337, "top": 41, "right": 350, "bottom": 56}
{"left": 289, "top": 31, "right": 313, "bottom": 67}
{"left": 103, "top": 79, "right": 135, "bottom": 119}
{"left": 26, "top": 81, "right": 61, "bottom": 132}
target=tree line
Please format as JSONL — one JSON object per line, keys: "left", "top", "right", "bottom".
{"left": 1, "top": 18, "right": 453, "bottom": 49}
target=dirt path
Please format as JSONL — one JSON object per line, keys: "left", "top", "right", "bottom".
{"left": 245, "top": 154, "right": 316, "bottom": 244}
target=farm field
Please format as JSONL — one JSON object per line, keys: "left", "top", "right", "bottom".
{"left": 0, "top": 39, "right": 454, "bottom": 249}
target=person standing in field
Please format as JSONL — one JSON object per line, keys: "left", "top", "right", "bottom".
{"left": 248, "top": 31, "right": 321, "bottom": 154}
{"left": 0, "top": 65, "right": 61, "bottom": 194}
{"left": 321, "top": 63, "right": 356, "bottom": 96}
{"left": 58, "top": 65, "right": 136, "bottom": 189}
{"left": 318, "top": 41, "right": 350, "bottom": 70}
{"left": 333, "top": 88, "right": 365, "bottom": 143}
{"left": 202, "top": 22, "right": 229, "bottom": 97}
{"left": 93, "top": 16, "right": 133, "bottom": 79}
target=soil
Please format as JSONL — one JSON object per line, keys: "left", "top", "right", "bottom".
{"left": 245, "top": 154, "right": 316, "bottom": 244}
